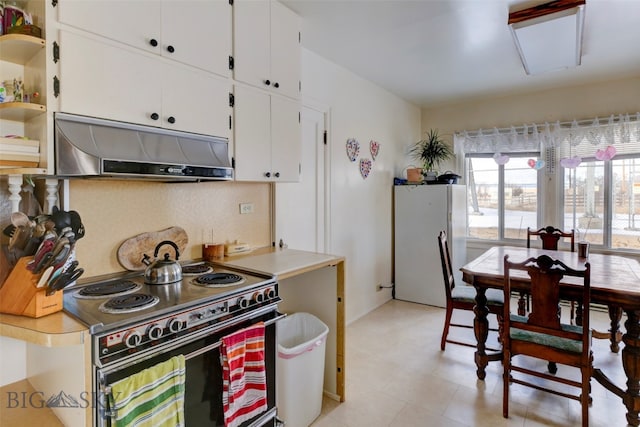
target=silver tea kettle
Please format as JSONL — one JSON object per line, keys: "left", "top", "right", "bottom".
{"left": 142, "top": 240, "right": 182, "bottom": 285}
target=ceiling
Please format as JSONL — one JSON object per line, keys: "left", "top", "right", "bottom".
{"left": 281, "top": 0, "right": 640, "bottom": 108}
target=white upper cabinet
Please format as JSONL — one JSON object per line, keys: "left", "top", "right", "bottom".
{"left": 56, "top": 0, "right": 231, "bottom": 77}
{"left": 59, "top": 31, "right": 231, "bottom": 138}
{"left": 233, "top": 85, "right": 300, "bottom": 182}
{"left": 233, "top": 0, "right": 300, "bottom": 99}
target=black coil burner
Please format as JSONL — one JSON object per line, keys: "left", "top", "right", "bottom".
{"left": 181, "top": 264, "right": 214, "bottom": 276}
{"left": 99, "top": 293, "right": 160, "bottom": 314}
{"left": 75, "top": 280, "right": 142, "bottom": 299}
{"left": 192, "top": 272, "right": 245, "bottom": 288}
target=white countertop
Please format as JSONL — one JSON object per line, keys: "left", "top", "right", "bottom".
{"left": 217, "top": 247, "right": 344, "bottom": 279}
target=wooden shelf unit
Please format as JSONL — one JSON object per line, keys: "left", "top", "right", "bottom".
{"left": 0, "top": 33, "right": 45, "bottom": 65}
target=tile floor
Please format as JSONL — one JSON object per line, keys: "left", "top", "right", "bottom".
{"left": 313, "top": 299, "right": 630, "bottom": 427}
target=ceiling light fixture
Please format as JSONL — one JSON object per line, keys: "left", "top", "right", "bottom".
{"left": 508, "top": 0, "right": 586, "bottom": 75}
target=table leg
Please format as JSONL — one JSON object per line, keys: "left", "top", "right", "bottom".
{"left": 609, "top": 305, "right": 623, "bottom": 353}
{"left": 622, "top": 309, "right": 640, "bottom": 426}
{"left": 473, "top": 284, "right": 490, "bottom": 380}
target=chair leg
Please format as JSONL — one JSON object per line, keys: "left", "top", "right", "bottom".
{"left": 517, "top": 292, "right": 527, "bottom": 316}
{"left": 575, "top": 301, "right": 584, "bottom": 326}
{"left": 503, "top": 352, "right": 510, "bottom": 419}
{"left": 570, "top": 300, "right": 576, "bottom": 325}
{"left": 441, "top": 305, "right": 454, "bottom": 351}
{"left": 581, "top": 366, "right": 591, "bottom": 427}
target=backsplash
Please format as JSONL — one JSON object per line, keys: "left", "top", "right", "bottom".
{"left": 64, "top": 180, "right": 271, "bottom": 276}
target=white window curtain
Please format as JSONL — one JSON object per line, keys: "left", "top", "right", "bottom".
{"left": 455, "top": 113, "right": 640, "bottom": 163}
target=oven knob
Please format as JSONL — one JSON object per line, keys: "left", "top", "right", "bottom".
{"left": 238, "top": 297, "right": 250, "bottom": 309}
{"left": 265, "top": 288, "right": 276, "bottom": 299}
{"left": 253, "top": 291, "right": 264, "bottom": 303}
{"left": 167, "top": 318, "right": 186, "bottom": 332}
{"left": 123, "top": 331, "right": 142, "bottom": 348}
{"left": 147, "top": 324, "right": 163, "bottom": 340}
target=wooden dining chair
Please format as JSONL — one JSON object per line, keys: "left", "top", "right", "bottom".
{"left": 502, "top": 254, "right": 592, "bottom": 427}
{"left": 526, "top": 226, "right": 578, "bottom": 322}
{"left": 437, "top": 230, "right": 503, "bottom": 350}
{"left": 526, "top": 226, "right": 575, "bottom": 252}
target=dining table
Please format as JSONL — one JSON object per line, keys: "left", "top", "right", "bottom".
{"left": 460, "top": 245, "right": 640, "bottom": 426}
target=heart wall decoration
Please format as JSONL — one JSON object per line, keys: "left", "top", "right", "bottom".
{"left": 527, "top": 159, "right": 545, "bottom": 170}
{"left": 595, "top": 145, "right": 616, "bottom": 161}
{"left": 370, "top": 140, "right": 380, "bottom": 161}
{"left": 560, "top": 156, "right": 582, "bottom": 169}
{"left": 493, "top": 153, "right": 509, "bottom": 165}
{"left": 360, "top": 158, "right": 372, "bottom": 179}
{"left": 346, "top": 138, "right": 360, "bottom": 162}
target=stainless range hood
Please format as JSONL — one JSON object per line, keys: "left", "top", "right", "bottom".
{"left": 54, "top": 113, "right": 233, "bottom": 181}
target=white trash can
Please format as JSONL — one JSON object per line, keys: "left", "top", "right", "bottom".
{"left": 276, "top": 312, "right": 329, "bottom": 427}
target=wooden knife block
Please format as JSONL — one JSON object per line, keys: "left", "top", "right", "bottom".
{"left": 0, "top": 256, "right": 63, "bottom": 318}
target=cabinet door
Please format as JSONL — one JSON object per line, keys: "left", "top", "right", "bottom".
{"left": 162, "top": 64, "right": 231, "bottom": 138}
{"left": 270, "top": 1, "right": 300, "bottom": 99}
{"left": 57, "top": 0, "right": 160, "bottom": 55}
{"left": 233, "top": 0, "right": 270, "bottom": 92}
{"left": 59, "top": 31, "right": 162, "bottom": 128}
{"left": 162, "top": 0, "right": 231, "bottom": 76}
{"left": 233, "top": 85, "right": 271, "bottom": 181}
{"left": 270, "top": 95, "right": 300, "bottom": 182}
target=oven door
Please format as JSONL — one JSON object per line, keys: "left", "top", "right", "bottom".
{"left": 96, "top": 308, "right": 285, "bottom": 427}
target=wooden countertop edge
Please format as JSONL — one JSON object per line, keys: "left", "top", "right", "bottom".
{"left": 0, "top": 312, "right": 88, "bottom": 346}
{"left": 0, "top": 379, "right": 64, "bottom": 426}
{"left": 276, "top": 257, "right": 345, "bottom": 280}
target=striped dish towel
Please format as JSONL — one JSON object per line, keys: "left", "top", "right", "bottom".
{"left": 221, "top": 322, "right": 267, "bottom": 427}
{"left": 109, "top": 355, "right": 186, "bottom": 427}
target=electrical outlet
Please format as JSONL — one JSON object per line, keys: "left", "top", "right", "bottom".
{"left": 376, "top": 284, "right": 383, "bottom": 292}
{"left": 239, "top": 203, "right": 254, "bottom": 214}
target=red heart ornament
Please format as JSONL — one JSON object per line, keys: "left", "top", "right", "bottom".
{"left": 370, "top": 140, "right": 380, "bottom": 160}
{"left": 527, "top": 159, "right": 536, "bottom": 168}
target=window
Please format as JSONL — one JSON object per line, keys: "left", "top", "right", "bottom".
{"left": 563, "top": 156, "right": 640, "bottom": 250}
{"left": 458, "top": 114, "right": 640, "bottom": 252}
{"left": 467, "top": 154, "right": 540, "bottom": 241}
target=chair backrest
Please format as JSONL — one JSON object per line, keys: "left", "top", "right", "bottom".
{"left": 437, "top": 230, "right": 455, "bottom": 301}
{"left": 527, "top": 226, "right": 575, "bottom": 252}
{"left": 503, "top": 254, "right": 590, "bottom": 347}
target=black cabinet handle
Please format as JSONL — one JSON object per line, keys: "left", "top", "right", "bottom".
{"left": 274, "top": 172, "right": 280, "bottom": 178}
{"left": 149, "top": 38, "right": 158, "bottom": 47}
{"left": 167, "top": 45, "right": 175, "bottom": 53}
{"left": 167, "top": 116, "right": 176, "bottom": 124}
{"left": 150, "top": 112, "right": 159, "bottom": 120}
{"left": 273, "top": 82, "right": 280, "bottom": 88}
{"left": 264, "top": 79, "right": 271, "bottom": 86}
{"left": 265, "top": 172, "right": 271, "bottom": 178}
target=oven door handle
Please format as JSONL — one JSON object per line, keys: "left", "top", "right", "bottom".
{"left": 263, "top": 311, "right": 287, "bottom": 327}
{"left": 184, "top": 311, "right": 287, "bottom": 361}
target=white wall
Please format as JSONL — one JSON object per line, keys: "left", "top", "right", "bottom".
{"left": 301, "top": 49, "right": 421, "bottom": 323}
{"left": 0, "top": 337, "right": 26, "bottom": 386}
{"left": 422, "top": 76, "right": 640, "bottom": 174}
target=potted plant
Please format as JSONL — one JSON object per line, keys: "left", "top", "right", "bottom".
{"left": 409, "top": 129, "right": 453, "bottom": 181}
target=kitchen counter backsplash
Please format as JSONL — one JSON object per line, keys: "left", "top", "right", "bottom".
{"left": 66, "top": 180, "right": 271, "bottom": 277}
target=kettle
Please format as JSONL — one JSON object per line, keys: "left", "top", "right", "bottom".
{"left": 142, "top": 240, "right": 182, "bottom": 285}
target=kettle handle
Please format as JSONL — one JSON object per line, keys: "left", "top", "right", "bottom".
{"left": 154, "top": 240, "right": 180, "bottom": 260}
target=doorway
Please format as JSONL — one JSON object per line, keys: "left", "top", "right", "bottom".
{"left": 273, "top": 105, "right": 329, "bottom": 252}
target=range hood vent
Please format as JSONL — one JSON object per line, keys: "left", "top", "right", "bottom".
{"left": 54, "top": 113, "right": 233, "bottom": 181}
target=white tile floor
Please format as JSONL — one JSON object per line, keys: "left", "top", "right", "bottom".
{"left": 312, "top": 299, "right": 631, "bottom": 427}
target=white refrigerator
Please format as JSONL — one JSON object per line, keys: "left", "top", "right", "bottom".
{"left": 394, "top": 184, "right": 467, "bottom": 307}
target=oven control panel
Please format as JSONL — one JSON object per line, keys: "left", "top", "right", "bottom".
{"left": 96, "top": 283, "right": 279, "bottom": 365}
